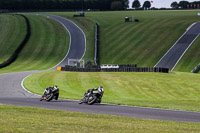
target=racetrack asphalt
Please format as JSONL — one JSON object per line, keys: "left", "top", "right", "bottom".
{"left": 0, "top": 14, "right": 200, "bottom": 123}
{"left": 155, "top": 22, "right": 200, "bottom": 71}
{"left": 44, "top": 14, "right": 86, "bottom": 69}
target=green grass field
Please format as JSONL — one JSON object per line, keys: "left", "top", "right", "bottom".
{"left": 1, "top": 10, "right": 200, "bottom": 130}
{"left": 1, "top": 105, "right": 200, "bottom": 133}
{"left": 0, "top": 14, "right": 69, "bottom": 74}
{"left": 0, "top": 14, "right": 26, "bottom": 64}
{"left": 24, "top": 71, "right": 200, "bottom": 112}
{"left": 49, "top": 10, "right": 200, "bottom": 72}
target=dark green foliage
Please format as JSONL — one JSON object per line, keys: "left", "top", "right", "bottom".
{"left": 132, "top": 0, "right": 141, "bottom": 9}
{"left": 171, "top": 1, "right": 200, "bottom": 9}
{"left": 111, "top": 1, "right": 123, "bottom": 10}
{"left": 171, "top": 2, "right": 179, "bottom": 9}
{"left": 178, "top": 1, "right": 189, "bottom": 9}
{"left": 0, "top": 0, "right": 129, "bottom": 10}
{"left": 143, "top": 1, "right": 151, "bottom": 9}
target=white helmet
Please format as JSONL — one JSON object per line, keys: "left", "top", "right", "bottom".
{"left": 98, "top": 86, "right": 104, "bottom": 95}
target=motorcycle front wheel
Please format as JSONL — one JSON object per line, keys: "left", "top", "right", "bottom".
{"left": 46, "top": 93, "right": 54, "bottom": 101}
{"left": 88, "top": 95, "right": 97, "bottom": 105}
{"left": 78, "top": 97, "right": 87, "bottom": 104}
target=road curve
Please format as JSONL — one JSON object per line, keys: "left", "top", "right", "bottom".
{"left": 43, "top": 14, "right": 86, "bottom": 70}
{"left": 155, "top": 22, "right": 200, "bottom": 71}
{"left": 0, "top": 15, "right": 200, "bottom": 123}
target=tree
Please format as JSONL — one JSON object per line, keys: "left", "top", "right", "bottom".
{"left": 143, "top": 1, "right": 151, "bottom": 10}
{"left": 171, "top": 1, "right": 179, "bottom": 9}
{"left": 132, "top": 0, "right": 141, "bottom": 9}
{"left": 111, "top": 1, "right": 123, "bottom": 10}
{"left": 179, "top": 0, "right": 189, "bottom": 9}
{"left": 122, "top": 0, "right": 129, "bottom": 9}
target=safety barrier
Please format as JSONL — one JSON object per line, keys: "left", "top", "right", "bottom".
{"left": 191, "top": 64, "right": 200, "bottom": 73}
{"left": 61, "top": 64, "right": 169, "bottom": 73}
{"left": 94, "top": 23, "right": 99, "bottom": 65}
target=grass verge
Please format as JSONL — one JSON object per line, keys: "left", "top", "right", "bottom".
{"left": 0, "top": 14, "right": 69, "bottom": 74}
{"left": 24, "top": 71, "right": 200, "bottom": 112}
{"left": 0, "top": 105, "right": 200, "bottom": 133}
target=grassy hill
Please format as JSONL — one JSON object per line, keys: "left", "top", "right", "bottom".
{"left": 51, "top": 10, "right": 200, "bottom": 72}
{"left": 0, "top": 14, "right": 69, "bottom": 74}
{"left": 1, "top": 10, "right": 199, "bottom": 72}
{"left": 0, "top": 14, "right": 26, "bottom": 64}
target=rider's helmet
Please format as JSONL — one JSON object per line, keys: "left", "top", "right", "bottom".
{"left": 52, "top": 85, "right": 58, "bottom": 92}
{"left": 97, "top": 86, "right": 104, "bottom": 95}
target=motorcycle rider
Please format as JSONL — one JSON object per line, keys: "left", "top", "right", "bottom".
{"left": 85, "top": 86, "right": 104, "bottom": 96}
{"left": 40, "top": 85, "right": 59, "bottom": 101}
{"left": 79, "top": 86, "right": 104, "bottom": 104}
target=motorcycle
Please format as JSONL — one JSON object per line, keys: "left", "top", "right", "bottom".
{"left": 79, "top": 86, "right": 104, "bottom": 105}
{"left": 40, "top": 86, "right": 59, "bottom": 102}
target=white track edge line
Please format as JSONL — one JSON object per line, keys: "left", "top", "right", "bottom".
{"left": 45, "top": 15, "right": 72, "bottom": 70}
{"left": 47, "top": 15, "right": 87, "bottom": 63}
{"left": 171, "top": 33, "right": 200, "bottom": 71}
{"left": 154, "top": 22, "right": 197, "bottom": 68}
{"left": 21, "top": 74, "right": 41, "bottom": 96}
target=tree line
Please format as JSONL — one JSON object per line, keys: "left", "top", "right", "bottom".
{"left": 171, "top": 1, "right": 200, "bottom": 9}
{"left": 132, "top": 0, "right": 200, "bottom": 10}
{"left": 132, "top": 0, "right": 152, "bottom": 10}
{"left": 0, "top": 0, "right": 129, "bottom": 10}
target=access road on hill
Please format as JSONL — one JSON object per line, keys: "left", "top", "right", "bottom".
{"left": 155, "top": 22, "right": 200, "bottom": 71}
{"left": 44, "top": 14, "right": 86, "bottom": 69}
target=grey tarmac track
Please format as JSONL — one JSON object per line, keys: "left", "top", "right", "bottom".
{"left": 44, "top": 14, "right": 86, "bottom": 69}
{"left": 155, "top": 22, "right": 200, "bottom": 70}
{"left": 0, "top": 15, "right": 200, "bottom": 123}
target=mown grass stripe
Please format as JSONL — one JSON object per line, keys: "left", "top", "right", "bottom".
{"left": 105, "top": 20, "right": 157, "bottom": 64}
{"left": 0, "top": 15, "right": 26, "bottom": 64}
{"left": 24, "top": 71, "right": 200, "bottom": 111}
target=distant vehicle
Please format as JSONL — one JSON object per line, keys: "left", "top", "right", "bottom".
{"left": 79, "top": 86, "right": 104, "bottom": 105}
{"left": 40, "top": 86, "right": 59, "bottom": 102}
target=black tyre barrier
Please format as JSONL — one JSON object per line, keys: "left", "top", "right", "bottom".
{"left": 191, "top": 64, "right": 200, "bottom": 73}
{"left": 61, "top": 65, "right": 169, "bottom": 73}
{"left": 94, "top": 23, "right": 99, "bottom": 65}
{"left": 0, "top": 14, "right": 31, "bottom": 68}
{"left": 73, "top": 12, "right": 85, "bottom": 17}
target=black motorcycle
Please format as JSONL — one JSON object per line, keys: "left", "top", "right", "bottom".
{"left": 40, "top": 86, "right": 59, "bottom": 102}
{"left": 79, "top": 86, "right": 104, "bottom": 105}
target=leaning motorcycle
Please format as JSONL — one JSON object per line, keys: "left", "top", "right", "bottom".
{"left": 79, "top": 87, "right": 104, "bottom": 105}
{"left": 40, "top": 86, "right": 59, "bottom": 102}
